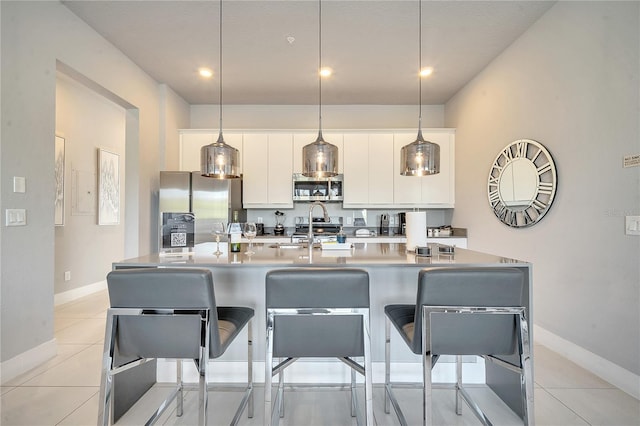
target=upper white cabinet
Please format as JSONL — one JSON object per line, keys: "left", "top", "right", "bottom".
{"left": 180, "top": 128, "right": 454, "bottom": 209}
{"left": 242, "top": 133, "right": 293, "bottom": 208}
{"left": 393, "top": 129, "right": 455, "bottom": 208}
{"left": 179, "top": 130, "right": 243, "bottom": 173}
{"left": 293, "top": 132, "right": 344, "bottom": 174}
{"left": 343, "top": 133, "right": 395, "bottom": 207}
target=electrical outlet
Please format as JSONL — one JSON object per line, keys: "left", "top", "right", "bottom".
{"left": 64, "top": 271, "right": 71, "bottom": 281}
{"left": 346, "top": 217, "right": 353, "bottom": 225}
{"left": 626, "top": 216, "right": 640, "bottom": 236}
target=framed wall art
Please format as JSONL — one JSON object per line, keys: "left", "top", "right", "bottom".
{"left": 54, "top": 136, "right": 65, "bottom": 226}
{"left": 98, "top": 148, "right": 120, "bottom": 225}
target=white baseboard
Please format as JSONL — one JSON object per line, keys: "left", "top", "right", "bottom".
{"left": 157, "top": 358, "right": 487, "bottom": 385}
{"left": 54, "top": 280, "right": 106, "bottom": 306}
{"left": 534, "top": 325, "right": 640, "bottom": 399}
{"left": 0, "top": 339, "right": 57, "bottom": 385}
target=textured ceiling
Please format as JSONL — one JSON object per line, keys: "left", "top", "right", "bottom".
{"left": 62, "top": 0, "right": 555, "bottom": 105}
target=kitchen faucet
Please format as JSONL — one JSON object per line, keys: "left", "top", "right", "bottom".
{"left": 307, "top": 201, "right": 330, "bottom": 244}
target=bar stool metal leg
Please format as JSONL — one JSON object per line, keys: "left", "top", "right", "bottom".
{"left": 177, "top": 360, "right": 183, "bottom": 417}
{"left": 351, "top": 368, "right": 357, "bottom": 417}
{"left": 265, "top": 313, "right": 274, "bottom": 426}
{"left": 384, "top": 315, "right": 391, "bottom": 415}
{"left": 363, "top": 311, "right": 374, "bottom": 426}
{"left": 247, "top": 321, "right": 254, "bottom": 419}
{"left": 278, "top": 362, "right": 284, "bottom": 418}
{"left": 97, "top": 312, "right": 116, "bottom": 426}
{"left": 422, "top": 312, "right": 433, "bottom": 426}
{"left": 519, "top": 311, "right": 534, "bottom": 426}
{"left": 455, "top": 355, "right": 462, "bottom": 415}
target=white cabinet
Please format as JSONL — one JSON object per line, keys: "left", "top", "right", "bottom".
{"left": 393, "top": 129, "right": 455, "bottom": 207}
{"left": 180, "top": 128, "right": 454, "bottom": 209}
{"left": 179, "top": 130, "right": 243, "bottom": 173}
{"left": 343, "top": 133, "right": 394, "bottom": 207}
{"left": 242, "top": 133, "right": 293, "bottom": 208}
{"left": 293, "top": 132, "right": 344, "bottom": 174}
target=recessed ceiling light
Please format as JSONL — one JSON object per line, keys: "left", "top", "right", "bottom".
{"left": 199, "top": 68, "right": 213, "bottom": 78}
{"left": 420, "top": 67, "right": 433, "bottom": 77}
{"left": 319, "top": 67, "right": 332, "bottom": 78}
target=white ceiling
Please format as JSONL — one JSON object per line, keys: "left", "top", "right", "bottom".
{"left": 62, "top": 0, "right": 555, "bottom": 105}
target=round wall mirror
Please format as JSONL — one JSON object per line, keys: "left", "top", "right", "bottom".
{"left": 488, "top": 139, "right": 557, "bottom": 227}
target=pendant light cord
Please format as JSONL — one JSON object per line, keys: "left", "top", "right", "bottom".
{"left": 218, "top": 0, "right": 224, "bottom": 142}
{"left": 317, "top": 0, "right": 323, "bottom": 141}
{"left": 418, "top": 0, "right": 423, "bottom": 138}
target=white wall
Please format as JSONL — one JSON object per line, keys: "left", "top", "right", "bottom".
{"left": 54, "top": 73, "right": 126, "bottom": 295}
{"left": 191, "top": 104, "right": 444, "bottom": 129}
{"left": 0, "top": 1, "right": 189, "bottom": 372}
{"left": 161, "top": 84, "right": 191, "bottom": 170}
{"left": 446, "top": 0, "right": 640, "bottom": 383}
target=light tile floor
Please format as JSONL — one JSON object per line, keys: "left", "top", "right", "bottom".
{"left": 1, "top": 290, "right": 639, "bottom": 425}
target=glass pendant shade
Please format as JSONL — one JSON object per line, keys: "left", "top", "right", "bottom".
{"left": 200, "top": 0, "right": 239, "bottom": 179}
{"left": 201, "top": 133, "right": 240, "bottom": 179}
{"left": 302, "top": 132, "right": 338, "bottom": 177}
{"left": 400, "top": 0, "right": 440, "bottom": 177}
{"left": 400, "top": 130, "right": 440, "bottom": 176}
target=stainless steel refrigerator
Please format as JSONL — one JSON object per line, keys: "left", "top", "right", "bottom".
{"left": 159, "top": 171, "right": 246, "bottom": 245}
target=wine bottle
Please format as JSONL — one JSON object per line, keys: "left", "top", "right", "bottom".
{"left": 229, "top": 211, "right": 241, "bottom": 253}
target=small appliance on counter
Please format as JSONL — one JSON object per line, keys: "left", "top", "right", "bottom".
{"left": 274, "top": 211, "right": 286, "bottom": 235}
{"left": 398, "top": 212, "right": 406, "bottom": 235}
{"left": 256, "top": 223, "right": 265, "bottom": 236}
{"left": 379, "top": 213, "right": 390, "bottom": 236}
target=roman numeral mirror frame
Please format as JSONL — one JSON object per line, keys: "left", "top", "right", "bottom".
{"left": 488, "top": 139, "right": 557, "bottom": 228}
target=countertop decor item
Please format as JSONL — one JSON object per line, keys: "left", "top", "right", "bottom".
{"left": 399, "top": 0, "right": 440, "bottom": 177}
{"left": 200, "top": 0, "right": 240, "bottom": 179}
{"left": 301, "top": 0, "right": 339, "bottom": 178}
{"left": 488, "top": 139, "right": 557, "bottom": 228}
{"left": 438, "top": 245, "right": 455, "bottom": 255}
{"left": 415, "top": 246, "right": 431, "bottom": 257}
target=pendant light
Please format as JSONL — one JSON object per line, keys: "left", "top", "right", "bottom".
{"left": 302, "top": 0, "right": 338, "bottom": 178}
{"left": 400, "top": 0, "right": 440, "bottom": 176}
{"left": 201, "top": 0, "right": 240, "bottom": 179}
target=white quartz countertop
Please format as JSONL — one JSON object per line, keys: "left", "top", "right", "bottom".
{"left": 115, "top": 242, "right": 527, "bottom": 268}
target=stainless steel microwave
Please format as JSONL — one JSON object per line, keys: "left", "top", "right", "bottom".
{"left": 292, "top": 173, "right": 343, "bottom": 202}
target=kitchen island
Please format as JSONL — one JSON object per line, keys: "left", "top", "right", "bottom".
{"left": 111, "top": 242, "right": 532, "bottom": 420}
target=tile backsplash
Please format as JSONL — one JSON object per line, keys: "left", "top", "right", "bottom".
{"left": 247, "top": 205, "right": 452, "bottom": 231}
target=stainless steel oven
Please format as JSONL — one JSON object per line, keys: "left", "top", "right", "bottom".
{"left": 292, "top": 173, "right": 343, "bottom": 202}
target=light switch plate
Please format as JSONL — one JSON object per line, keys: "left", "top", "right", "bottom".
{"left": 5, "top": 209, "right": 27, "bottom": 226}
{"left": 625, "top": 216, "right": 640, "bottom": 236}
{"left": 13, "top": 177, "right": 26, "bottom": 193}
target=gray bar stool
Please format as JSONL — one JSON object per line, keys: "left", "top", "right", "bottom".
{"left": 98, "top": 267, "right": 254, "bottom": 426}
{"left": 384, "top": 267, "right": 534, "bottom": 426}
{"left": 265, "top": 268, "right": 373, "bottom": 426}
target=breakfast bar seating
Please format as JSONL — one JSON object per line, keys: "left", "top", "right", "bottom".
{"left": 111, "top": 243, "right": 533, "bottom": 423}
{"left": 98, "top": 268, "right": 254, "bottom": 426}
{"left": 384, "top": 267, "right": 534, "bottom": 426}
{"left": 265, "top": 268, "right": 373, "bottom": 426}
